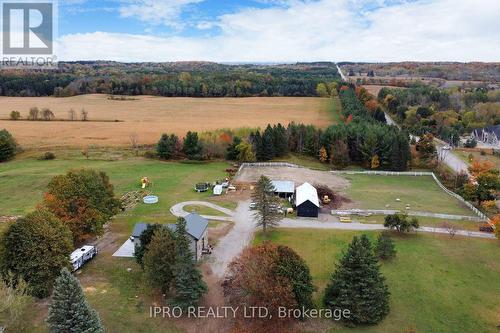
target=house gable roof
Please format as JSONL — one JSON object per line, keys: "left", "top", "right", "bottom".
{"left": 295, "top": 182, "right": 320, "bottom": 207}
{"left": 131, "top": 213, "right": 208, "bottom": 241}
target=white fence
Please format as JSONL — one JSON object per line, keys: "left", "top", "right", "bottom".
{"left": 331, "top": 209, "right": 484, "bottom": 222}
{"left": 235, "top": 164, "right": 491, "bottom": 223}
{"left": 331, "top": 170, "right": 490, "bottom": 222}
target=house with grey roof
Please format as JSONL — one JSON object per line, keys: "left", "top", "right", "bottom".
{"left": 131, "top": 213, "right": 209, "bottom": 261}
{"left": 471, "top": 125, "right": 500, "bottom": 148}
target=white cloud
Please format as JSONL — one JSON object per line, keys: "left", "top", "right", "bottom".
{"left": 58, "top": 0, "right": 500, "bottom": 62}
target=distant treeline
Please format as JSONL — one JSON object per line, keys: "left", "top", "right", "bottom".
{"left": 156, "top": 86, "right": 411, "bottom": 171}
{"left": 0, "top": 62, "right": 340, "bottom": 97}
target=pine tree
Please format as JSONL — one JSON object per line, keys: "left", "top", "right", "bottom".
{"left": 261, "top": 125, "right": 275, "bottom": 160}
{"left": 171, "top": 218, "right": 207, "bottom": 309}
{"left": 324, "top": 235, "right": 390, "bottom": 325}
{"left": 375, "top": 233, "right": 397, "bottom": 260}
{"left": 47, "top": 268, "right": 104, "bottom": 333}
{"left": 182, "top": 131, "right": 202, "bottom": 160}
{"left": 0, "top": 129, "right": 17, "bottom": 162}
{"left": 273, "top": 123, "right": 288, "bottom": 157}
{"left": 143, "top": 227, "right": 176, "bottom": 293}
{"left": 251, "top": 175, "right": 283, "bottom": 235}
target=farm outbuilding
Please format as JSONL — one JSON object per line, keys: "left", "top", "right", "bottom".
{"left": 295, "top": 182, "right": 320, "bottom": 218}
{"left": 271, "top": 180, "right": 295, "bottom": 198}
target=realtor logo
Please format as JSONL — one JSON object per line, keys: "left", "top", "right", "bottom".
{"left": 1, "top": 0, "right": 57, "bottom": 68}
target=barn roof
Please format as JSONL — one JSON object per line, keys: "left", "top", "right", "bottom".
{"left": 131, "top": 213, "right": 208, "bottom": 241}
{"left": 295, "top": 182, "right": 320, "bottom": 207}
{"left": 272, "top": 180, "right": 295, "bottom": 193}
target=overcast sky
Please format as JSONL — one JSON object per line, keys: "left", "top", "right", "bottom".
{"left": 53, "top": 0, "right": 500, "bottom": 62}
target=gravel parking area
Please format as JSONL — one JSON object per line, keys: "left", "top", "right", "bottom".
{"left": 234, "top": 166, "right": 350, "bottom": 191}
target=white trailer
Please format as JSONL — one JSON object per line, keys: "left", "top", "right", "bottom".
{"left": 71, "top": 245, "right": 98, "bottom": 271}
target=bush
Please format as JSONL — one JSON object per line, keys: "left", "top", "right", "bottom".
{"left": 464, "top": 138, "right": 477, "bottom": 148}
{"left": 375, "top": 233, "right": 397, "bottom": 260}
{"left": 0, "top": 129, "right": 17, "bottom": 162}
{"left": 10, "top": 111, "right": 21, "bottom": 120}
{"left": 39, "top": 152, "right": 56, "bottom": 160}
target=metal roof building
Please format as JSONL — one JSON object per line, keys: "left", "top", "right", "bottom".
{"left": 272, "top": 180, "right": 295, "bottom": 198}
{"left": 295, "top": 182, "right": 320, "bottom": 218}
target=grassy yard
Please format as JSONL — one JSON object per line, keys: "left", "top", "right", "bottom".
{"left": 454, "top": 150, "right": 500, "bottom": 169}
{"left": 343, "top": 174, "right": 475, "bottom": 216}
{"left": 255, "top": 229, "right": 500, "bottom": 333}
{"left": 183, "top": 204, "right": 228, "bottom": 216}
{"left": 355, "top": 215, "right": 482, "bottom": 231}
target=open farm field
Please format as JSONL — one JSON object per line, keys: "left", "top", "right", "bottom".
{"left": 0, "top": 95, "right": 335, "bottom": 148}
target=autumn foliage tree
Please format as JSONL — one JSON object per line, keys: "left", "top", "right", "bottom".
{"left": 223, "top": 243, "right": 314, "bottom": 332}
{"left": 43, "top": 169, "right": 121, "bottom": 243}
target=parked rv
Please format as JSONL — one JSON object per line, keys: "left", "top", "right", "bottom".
{"left": 71, "top": 245, "right": 98, "bottom": 271}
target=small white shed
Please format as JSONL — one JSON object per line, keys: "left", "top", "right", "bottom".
{"left": 213, "top": 185, "right": 223, "bottom": 196}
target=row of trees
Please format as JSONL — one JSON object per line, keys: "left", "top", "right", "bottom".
{"left": 9, "top": 107, "right": 89, "bottom": 121}
{"left": 134, "top": 219, "right": 207, "bottom": 309}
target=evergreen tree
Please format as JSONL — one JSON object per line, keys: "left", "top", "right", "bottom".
{"left": 273, "top": 123, "right": 289, "bottom": 157}
{"left": 251, "top": 175, "right": 283, "bottom": 235}
{"left": 261, "top": 125, "right": 276, "bottom": 161}
{"left": 324, "top": 235, "right": 390, "bottom": 325}
{"left": 157, "top": 133, "right": 179, "bottom": 160}
{"left": 171, "top": 218, "right": 207, "bottom": 309}
{"left": 0, "top": 129, "right": 17, "bottom": 162}
{"left": 143, "top": 227, "right": 176, "bottom": 293}
{"left": 250, "top": 131, "right": 264, "bottom": 161}
{"left": 46, "top": 268, "right": 104, "bottom": 333}
{"left": 374, "top": 233, "right": 397, "bottom": 260}
{"left": 134, "top": 224, "right": 162, "bottom": 267}
{"left": 182, "top": 131, "right": 202, "bottom": 160}
{"left": 276, "top": 245, "right": 315, "bottom": 310}
{"left": 225, "top": 136, "right": 242, "bottom": 160}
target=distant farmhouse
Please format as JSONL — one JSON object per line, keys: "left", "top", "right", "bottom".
{"left": 131, "top": 213, "right": 209, "bottom": 261}
{"left": 471, "top": 125, "right": 500, "bottom": 148}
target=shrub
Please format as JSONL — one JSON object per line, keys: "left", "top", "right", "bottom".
{"left": 10, "top": 111, "right": 21, "bottom": 120}
{"left": 143, "top": 150, "right": 157, "bottom": 159}
{"left": 39, "top": 152, "right": 56, "bottom": 160}
{"left": 375, "top": 233, "right": 397, "bottom": 260}
{"left": 0, "top": 129, "right": 17, "bottom": 162}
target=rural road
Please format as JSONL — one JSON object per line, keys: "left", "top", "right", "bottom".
{"left": 336, "top": 63, "right": 347, "bottom": 81}
{"left": 436, "top": 143, "right": 469, "bottom": 175}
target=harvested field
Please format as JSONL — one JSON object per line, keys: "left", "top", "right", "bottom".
{"left": 362, "top": 84, "right": 407, "bottom": 96}
{"left": 234, "top": 166, "right": 350, "bottom": 191}
{"left": 0, "top": 94, "right": 334, "bottom": 148}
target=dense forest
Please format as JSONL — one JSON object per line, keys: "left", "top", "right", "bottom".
{"left": 377, "top": 84, "right": 500, "bottom": 144}
{"left": 0, "top": 62, "right": 340, "bottom": 97}
{"left": 338, "top": 62, "right": 500, "bottom": 82}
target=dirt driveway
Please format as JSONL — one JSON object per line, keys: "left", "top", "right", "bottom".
{"left": 234, "top": 165, "right": 350, "bottom": 191}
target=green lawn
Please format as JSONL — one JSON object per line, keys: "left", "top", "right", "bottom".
{"left": 355, "top": 215, "right": 481, "bottom": 231}
{"left": 343, "top": 174, "right": 474, "bottom": 216}
{"left": 0, "top": 150, "right": 230, "bottom": 227}
{"left": 255, "top": 229, "right": 500, "bottom": 333}
{"left": 183, "top": 204, "right": 228, "bottom": 216}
